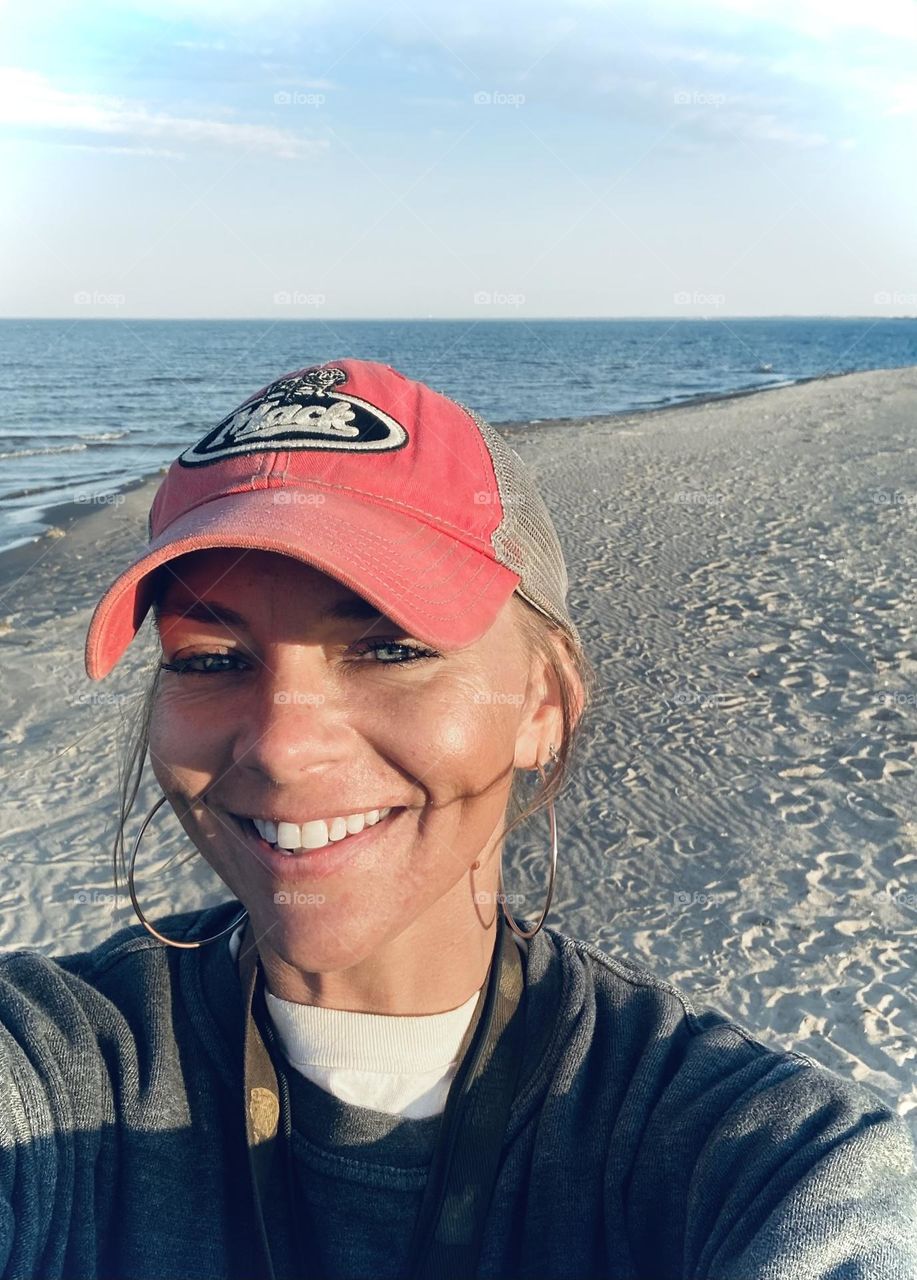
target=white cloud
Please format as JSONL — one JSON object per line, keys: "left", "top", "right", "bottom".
{"left": 0, "top": 66, "right": 323, "bottom": 158}
{"left": 729, "top": 114, "right": 830, "bottom": 147}
{"left": 258, "top": 72, "right": 339, "bottom": 90}
{"left": 172, "top": 39, "right": 229, "bottom": 51}
{"left": 670, "top": 98, "right": 833, "bottom": 149}
{"left": 704, "top": 0, "right": 917, "bottom": 41}
{"left": 760, "top": 53, "right": 917, "bottom": 119}
{"left": 58, "top": 141, "right": 187, "bottom": 158}
{"left": 884, "top": 82, "right": 917, "bottom": 116}
{"left": 645, "top": 43, "right": 749, "bottom": 71}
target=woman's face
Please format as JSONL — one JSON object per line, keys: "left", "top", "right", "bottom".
{"left": 148, "top": 548, "right": 561, "bottom": 980}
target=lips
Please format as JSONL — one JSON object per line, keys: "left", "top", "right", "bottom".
{"left": 249, "top": 807, "right": 392, "bottom": 853}
{"left": 227, "top": 808, "right": 403, "bottom": 879}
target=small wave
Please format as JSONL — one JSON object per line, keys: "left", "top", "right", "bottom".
{"left": 2, "top": 482, "right": 74, "bottom": 501}
{"left": 80, "top": 430, "right": 127, "bottom": 442}
{"left": 145, "top": 375, "right": 208, "bottom": 385}
{"left": 0, "top": 442, "right": 88, "bottom": 460}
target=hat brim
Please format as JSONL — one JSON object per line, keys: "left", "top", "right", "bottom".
{"left": 83, "top": 485, "right": 521, "bottom": 680}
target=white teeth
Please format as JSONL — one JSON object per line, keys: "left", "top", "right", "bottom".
{"left": 276, "top": 821, "right": 301, "bottom": 849}
{"left": 300, "top": 819, "right": 329, "bottom": 850}
{"left": 251, "top": 807, "right": 392, "bottom": 852}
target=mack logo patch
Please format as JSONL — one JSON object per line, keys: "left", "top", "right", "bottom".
{"left": 178, "top": 365, "right": 409, "bottom": 467}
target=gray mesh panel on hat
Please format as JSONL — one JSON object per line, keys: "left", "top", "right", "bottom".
{"left": 453, "top": 400, "right": 583, "bottom": 654}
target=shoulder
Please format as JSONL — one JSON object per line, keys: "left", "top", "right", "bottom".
{"left": 546, "top": 923, "right": 850, "bottom": 1070}
{"left": 0, "top": 903, "right": 240, "bottom": 1138}
{"left": 540, "top": 924, "right": 914, "bottom": 1162}
{"left": 0, "top": 902, "right": 237, "bottom": 1044}
{"left": 0, "top": 919, "right": 162, "bottom": 990}
{"left": 539, "top": 923, "right": 819, "bottom": 1060}
{"left": 539, "top": 928, "right": 916, "bottom": 1275}
{"left": 0, "top": 909, "right": 184, "bottom": 994}
{"left": 0, "top": 918, "right": 158, "bottom": 1157}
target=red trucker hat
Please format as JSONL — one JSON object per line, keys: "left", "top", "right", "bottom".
{"left": 84, "top": 358, "right": 579, "bottom": 680}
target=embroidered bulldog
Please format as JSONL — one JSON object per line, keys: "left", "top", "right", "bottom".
{"left": 178, "top": 365, "right": 409, "bottom": 467}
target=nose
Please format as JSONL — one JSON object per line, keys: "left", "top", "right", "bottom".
{"left": 229, "top": 651, "right": 352, "bottom": 784}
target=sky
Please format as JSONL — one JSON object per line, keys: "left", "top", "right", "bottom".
{"left": 1, "top": 0, "right": 915, "bottom": 318}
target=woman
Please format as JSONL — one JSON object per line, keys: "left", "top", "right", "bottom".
{"left": 0, "top": 358, "right": 913, "bottom": 1280}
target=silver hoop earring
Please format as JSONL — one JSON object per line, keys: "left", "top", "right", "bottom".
{"left": 128, "top": 794, "right": 249, "bottom": 948}
{"left": 499, "top": 742, "right": 559, "bottom": 940}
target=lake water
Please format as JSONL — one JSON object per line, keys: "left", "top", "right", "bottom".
{"left": 1, "top": 316, "right": 914, "bottom": 552}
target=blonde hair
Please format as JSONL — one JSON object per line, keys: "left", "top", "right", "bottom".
{"left": 497, "top": 595, "right": 597, "bottom": 845}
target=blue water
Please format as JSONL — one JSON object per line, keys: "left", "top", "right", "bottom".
{"left": 0, "top": 317, "right": 915, "bottom": 553}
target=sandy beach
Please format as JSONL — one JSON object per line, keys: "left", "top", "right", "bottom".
{"left": 1, "top": 365, "right": 915, "bottom": 1138}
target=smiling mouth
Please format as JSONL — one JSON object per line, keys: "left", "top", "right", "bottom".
{"left": 230, "top": 809, "right": 401, "bottom": 857}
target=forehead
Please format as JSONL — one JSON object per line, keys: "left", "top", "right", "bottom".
{"left": 157, "top": 548, "right": 354, "bottom": 592}
{"left": 153, "top": 549, "right": 384, "bottom": 620}
{"left": 150, "top": 548, "right": 528, "bottom": 653}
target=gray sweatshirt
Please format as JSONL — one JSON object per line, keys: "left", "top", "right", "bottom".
{"left": 0, "top": 897, "right": 914, "bottom": 1280}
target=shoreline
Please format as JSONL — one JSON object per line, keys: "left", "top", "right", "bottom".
{"left": 0, "top": 364, "right": 888, "bottom": 578}
{"left": 505, "top": 368, "right": 836, "bottom": 429}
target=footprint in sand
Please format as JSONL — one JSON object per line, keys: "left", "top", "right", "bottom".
{"left": 778, "top": 763, "right": 826, "bottom": 781}
{"left": 839, "top": 754, "right": 890, "bottom": 781}
{"left": 765, "top": 786, "right": 825, "bottom": 826}
{"left": 843, "top": 793, "right": 897, "bottom": 822}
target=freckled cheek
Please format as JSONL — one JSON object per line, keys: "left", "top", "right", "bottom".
{"left": 396, "top": 704, "right": 513, "bottom": 806}
{"left": 148, "top": 695, "right": 230, "bottom": 794}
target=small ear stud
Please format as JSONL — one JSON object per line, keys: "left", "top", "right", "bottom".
{"left": 533, "top": 742, "right": 559, "bottom": 772}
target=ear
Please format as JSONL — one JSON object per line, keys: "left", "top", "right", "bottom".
{"left": 513, "top": 636, "right": 583, "bottom": 771}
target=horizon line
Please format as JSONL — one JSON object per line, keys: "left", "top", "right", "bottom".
{"left": 1, "top": 313, "right": 915, "bottom": 323}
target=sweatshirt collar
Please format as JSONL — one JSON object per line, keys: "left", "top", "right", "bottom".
{"left": 185, "top": 898, "right": 570, "bottom": 1162}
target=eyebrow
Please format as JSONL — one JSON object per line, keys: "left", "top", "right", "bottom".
{"left": 154, "top": 595, "right": 388, "bottom": 628}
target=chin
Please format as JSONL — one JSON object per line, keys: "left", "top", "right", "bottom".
{"left": 252, "top": 903, "right": 386, "bottom": 972}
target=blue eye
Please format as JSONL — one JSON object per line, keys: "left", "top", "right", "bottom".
{"left": 351, "top": 640, "right": 441, "bottom": 664}
{"left": 158, "top": 640, "right": 441, "bottom": 675}
{"left": 159, "top": 652, "right": 247, "bottom": 675}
